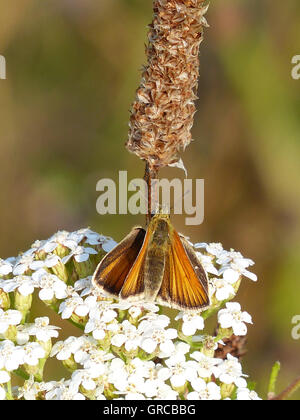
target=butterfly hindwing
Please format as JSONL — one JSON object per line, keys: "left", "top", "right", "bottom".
{"left": 92, "top": 227, "right": 146, "bottom": 297}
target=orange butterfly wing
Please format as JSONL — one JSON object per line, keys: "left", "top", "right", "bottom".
{"left": 120, "top": 226, "right": 152, "bottom": 300}
{"left": 158, "top": 229, "right": 209, "bottom": 310}
{"left": 180, "top": 235, "right": 209, "bottom": 296}
{"left": 92, "top": 228, "right": 146, "bottom": 297}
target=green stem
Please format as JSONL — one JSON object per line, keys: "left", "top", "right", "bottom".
{"left": 178, "top": 331, "right": 193, "bottom": 346}
{"left": 68, "top": 318, "right": 85, "bottom": 331}
{"left": 201, "top": 280, "right": 242, "bottom": 321}
{"left": 267, "top": 361, "right": 281, "bottom": 398}
{"left": 35, "top": 358, "right": 47, "bottom": 382}
{"left": 6, "top": 380, "right": 14, "bottom": 400}
{"left": 201, "top": 299, "right": 230, "bottom": 321}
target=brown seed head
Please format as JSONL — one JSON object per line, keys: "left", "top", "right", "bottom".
{"left": 126, "top": 0, "right": 209, "bottom": 171}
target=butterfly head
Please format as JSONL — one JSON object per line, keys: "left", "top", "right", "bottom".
{"left": 151, "top": 202, "right": 170, "bottom": 217}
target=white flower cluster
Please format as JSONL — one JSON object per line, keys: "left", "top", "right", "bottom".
{"left": 0, "top": 230, "right": 260, "bottom": 400}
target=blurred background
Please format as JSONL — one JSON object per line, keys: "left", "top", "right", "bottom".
{"left": 0, "top": 0, "right": 299, "bottom": 398}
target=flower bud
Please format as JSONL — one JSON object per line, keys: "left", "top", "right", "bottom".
{"left": 62, "top": 355, "right": 78, "bottom": 372}
{"left": 70, "top": 313, "right": 88, "bottom": 328}
{"left": 73, "top": 259, "right": 95, "bottom": 279}
{"left": 171, "top": 383, "right": 187, "bottom": 396}
{"left": 104, "top": 383, "right": 118, "bottom": 400}
{"left": 35, "top": 249, "right": 47, "bottom": 261}
{"left": 123, "top": 348, "right": 139, "bottom": 361}
{"left": 79, "top": 385, "right": 96, "bottom": 400}
{"left": 138, "top": 349, "right": 157, "bottom": 361}
{"left": 89, "top": 246, "right": 106, "bottom": 268}
{"left": 23, "top": 362, "right": 45, "bottom": 383}
{"left": 38, "top": 339, "right": 53, "bottom": 359}
{"left": 233, "top": 278, "right": 242, "bottom": 294}
{"left": 216, "top": 327, "right": 234, "bottom": 342}
{"left": 220, "top": 383, "right": 235, "bottom": 399}
{"left": 50, "top": 261, "right": 69, "bottom": 283}
{"left": 54, "top": 244, "right": 71, "bottom": 259}
{"left": 14, "top": 291, "right": 32, "bottom": 323}
{"left": 3, "top": 325, "right": 17, "bottom": 342}
{"left": 0, "top": 289, "right": 10, "bottom": 310}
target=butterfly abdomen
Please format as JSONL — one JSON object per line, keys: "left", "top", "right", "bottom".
{"left": 144, "top": 219, "right": 169, "bottom": 301}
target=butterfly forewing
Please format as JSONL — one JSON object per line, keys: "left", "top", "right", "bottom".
{"left": 92, "top": 227, "right": 146, "bottom": 297}
{"left": 180, "top": 235, "right": 209, "bottom": 295}
{"left": 120, "top": 226, "right": 152, "bottom": 300}
{"left": 157, "top": 228, "right": 210, "bottom": 310}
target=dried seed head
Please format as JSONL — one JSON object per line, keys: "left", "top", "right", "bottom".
{"left": 126, "top": 0, "right": 209, "bottom": 171}
{"left": 214, "top": 334, "right": 248, "bottom": 361}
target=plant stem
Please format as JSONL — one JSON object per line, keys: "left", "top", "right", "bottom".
{"left": 6, "top": 380, "right": 14, "bottom": 400}
{"left": 202, "top": 299, "right": 229, "bottom": 320}
{"left": 267, "top": 361, "right": 281, "bottom": 399}
{"left": 270, "top": 376, "right": 300, "bottom": 401}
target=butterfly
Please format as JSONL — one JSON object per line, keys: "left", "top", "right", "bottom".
{"left": 92, "top": 213, "right": 210, "bottom": 311}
